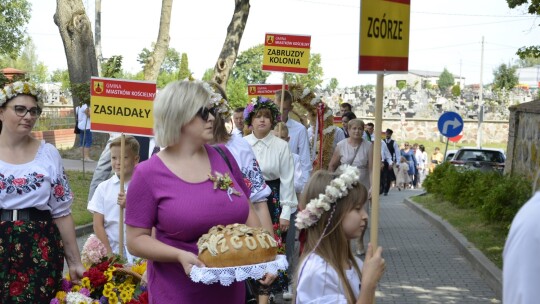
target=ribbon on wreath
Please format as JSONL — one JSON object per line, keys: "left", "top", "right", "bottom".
{"left": 316, "top": 102, "right": 325, "bottom": 169}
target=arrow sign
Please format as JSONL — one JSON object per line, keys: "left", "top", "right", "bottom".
{"left": 437, "top": 111, "right": 464, "bottom": 138}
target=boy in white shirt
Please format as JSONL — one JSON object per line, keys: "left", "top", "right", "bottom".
{"left": 88, "top": 136, "right": 140, "bottom": 262}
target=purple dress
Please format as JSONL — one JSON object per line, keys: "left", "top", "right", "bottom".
{"left": 125, "top": 144, "right": 250, "bottom": 304}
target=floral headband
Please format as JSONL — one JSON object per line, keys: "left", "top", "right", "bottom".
{"left": 0, "top": 81, "right": 45, "bottom": 108}
{"left": 202, "top": 82, "right": 232, "bottom": 120}
{"left": 243, "top": 96, "right": 282, "bottom": 128}
{"left": 295, "top": 165, "right": 361, "bottom": 229}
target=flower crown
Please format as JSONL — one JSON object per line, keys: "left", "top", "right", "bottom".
{"left": 202, "top": 82, "right": 232, "bottom": 119}
{"left": 243, "top": 96, "right": 282, "bottom": 128}
{"left": 295, "top": 165, "right": 361, "bottom": 229}
{"left": 0, "top": 81, "right": 45, "bottom": 108}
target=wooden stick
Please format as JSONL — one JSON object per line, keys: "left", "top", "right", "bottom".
{"left": 279, "top": 73, "right": 286, "bottom": 135}
{"left": 119, "top": 134, "right": 125, "bottom": 259}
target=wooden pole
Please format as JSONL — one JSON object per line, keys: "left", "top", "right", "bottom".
{"left": 118, "top": 134, "right": 125, "bottom": 259}
{"left": 370, "top": 74, "right": 384, "bottom": 251}
{"left": 279, "top": 73, "right": 287, "bottom": 135}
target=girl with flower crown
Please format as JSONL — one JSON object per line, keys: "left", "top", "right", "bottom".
{"left": 0, "top": 81, "right": 85, "bottom": 303}
{"left": 294, "top": 166, "right": 386, "bottom": 303}
{"left": 244, "top": 96, "right": 298, "bottom": 303}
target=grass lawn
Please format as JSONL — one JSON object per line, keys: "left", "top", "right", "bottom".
{"left": 412, "top": 193, "right": 506, "bottom": 269}
{"left": 66, "top": 170, "right": 93, "bottom": 226}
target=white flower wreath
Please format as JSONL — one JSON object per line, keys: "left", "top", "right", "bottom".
{"left": 295, "top": 165, "right": 361, "bottom": 229}
{"left": 0, "top": 81, "right": 45, "bottom": 108}
{"left": 202, "top": 82, "right": 233, "bottom": 119}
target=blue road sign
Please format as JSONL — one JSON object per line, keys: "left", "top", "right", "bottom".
{"left": 437, "top": 111, "right": 464, "bottom": 138}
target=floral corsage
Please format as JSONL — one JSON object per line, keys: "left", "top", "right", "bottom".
{"left": 208, "top": 171, "right": 242, "bottom": 201}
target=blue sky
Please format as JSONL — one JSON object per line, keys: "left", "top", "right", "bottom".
{"left": 28, "top": 0, "right": 539, "bottom": 87}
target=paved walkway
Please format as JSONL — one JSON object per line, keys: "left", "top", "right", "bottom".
{"left": 67, "top": 155, "right": 500, "bottom": 303}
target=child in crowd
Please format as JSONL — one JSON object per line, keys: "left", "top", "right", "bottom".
{"left": 294, "top": 166, "right": 386, "bottom": 303}
{"left": 396, "top": 156, "right": 410, "bottom": 191}
{"left": 88, "top": 135, "right": 140, "bottom": 262}
{"left": 273, "top": 122, "right": 306, "bottom": 300}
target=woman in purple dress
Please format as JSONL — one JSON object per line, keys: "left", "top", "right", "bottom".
{"left": 125, "top": 80, "right": 273, "bottom": 303}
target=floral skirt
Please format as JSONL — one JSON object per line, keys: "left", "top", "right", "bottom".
{"left": 0, "top": 220, "right": 64, "bottom": 303}
{"left": 252, "top": 179, "right": 289, "bottom": 295}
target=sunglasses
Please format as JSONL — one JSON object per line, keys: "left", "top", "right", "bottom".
{"left": 8, "top": 105, "right": 42, "bottom": 117}
{"left": 197, "top": 107, "right": 218, "bottom": 121}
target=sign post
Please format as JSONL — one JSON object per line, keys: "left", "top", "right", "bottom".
{"left": 437, "top": 111, "right": 464, "bottom": 162}
{"left": 359, "top": 0, "right": 410, "bottom": 270}
{"left": 90, "top": 77, "right": 157, "bottom": 258}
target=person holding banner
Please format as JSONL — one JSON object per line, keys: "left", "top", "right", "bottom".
{"left": 244, "top": 96, "right": 298, "bottom": 303}
{"left": 125, "top": 80, "right": 270, "bottom": 303}
{"left": 88, "top": 135, "right": 140, "bottom": 263}
{"left": 294, "top": 167, "right": 386, "bottom": 304}
{"left": 0, "top": 81, "right": 85, "bottom": 302}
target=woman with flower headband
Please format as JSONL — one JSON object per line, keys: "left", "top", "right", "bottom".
{"left": 125, "top": 80, "right": 272, "bottom": 303}
{"left": 206, "top": 82, "right": 274, "bottom": 235}
{"left": 244, "top": 96, "right": 298, "bottom": 303}
{"left": 0, "top": 81, "right": 85, "bottom": 302}
{"left": 294, "top": 166, "right": 386, "bottom": 303}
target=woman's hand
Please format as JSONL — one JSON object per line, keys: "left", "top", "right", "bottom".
{"left": 177, "top": 250, "right": 205, "bottom": 275}
{"left": 361, "top": 243, "right": 386, "bottom": 289}
{"left": 69, "top": 263, "right": 86, "bottom": 284}
{"left": 279, "top": 218, "right": 290, "bottom": 232}
{"left": 258, "top": 272, "right": 277, "bottom": 286}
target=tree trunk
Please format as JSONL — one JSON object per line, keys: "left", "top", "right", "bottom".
{"left": 211, "top": 0, "right": 250, "bottom": 88}
{"left": 54, "top": 0, "right": 99, "bottom": 147}
{"left": 143, "top": 0, "right": 173, "bottom": 81}
{"left": 95, "top": 0, "right": 102, "bottom": 76}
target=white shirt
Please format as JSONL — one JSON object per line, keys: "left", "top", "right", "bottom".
{"left": 286, "top": 118, "right": 312, "bottom": 185}
{"left": 381, "top": 140, "right": 393, "bottom": 166}
{"left": 296, "top": 253, "right": 364, "bottom": 304}
{"left": 225, "top": 135, "right": 271, "bottom": 203}
{"left": 291, "top": 153, "right": 306, "bottom": 195}
{"left": 88, "top": 174, "right": 135, "bottom": 263}
{"left": 384, "top": 138, "right": 401, "bottom": 163}
{"left": 231, "top": 128, "right": 243, "bottom": 139}
{"left": 77, "top": 104, "right": 91, "bottom": 130}
{"left": 0, "top": 141, "right": 73, "bottom": 218}
{"left": 245, "top": 132, "right": 298, "bottom": 220}
{"left": 503, "top": 191, "right": 540, "bottom": 304}
{"left": 333, "top": 127, "right": 346, "bottom": 150}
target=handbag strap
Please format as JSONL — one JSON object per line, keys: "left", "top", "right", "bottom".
{"left": 349, "top": 142, "right": 361, "bottom": 165}
{"left": 212, "top": 145, "right": 232, "bottom": 172}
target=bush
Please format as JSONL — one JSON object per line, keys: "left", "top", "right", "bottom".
{"left": 424, "top": 163, "right": 532, "bottom": 229}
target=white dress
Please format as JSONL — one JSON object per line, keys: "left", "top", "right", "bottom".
{"left": 296, "top": 253, "right": 364, "bottom": 304}
{"left": 0, "top": 141, "right": 73, "bottom": 217}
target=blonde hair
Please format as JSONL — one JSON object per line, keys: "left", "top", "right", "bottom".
{"left": 110, "top": 135, "right": 140, "bottom": 157}
{"left": 347, "top": 118, "right": 365, "bottom": 129}
{"left": 295, "top": 170, "right": 368, "bottom": 304}
{"left": 153, "top": 80, "right": 211, "bottom": 147}
{"left": 274, "top": 122, "right": 289, "bottom": 138}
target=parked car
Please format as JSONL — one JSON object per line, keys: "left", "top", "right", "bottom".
{"left": 449, "top": 148, "right": 506, "bottom": 173}
{"left": 445, "top": 149, "right": 457, "bottom": 162}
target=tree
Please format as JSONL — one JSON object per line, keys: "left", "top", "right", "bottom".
{"left": 451, "top": 84, "right": 461, "bottom": 97}
{"left": 437, "top": 68, "right": 455, "bottom": 93}
{"left": 211, "top": 0, "right": 250, "bottom": 87}
{"left": 101, "top": 55, "right": 123, "bottom": 78}
{"left": 142, "top": 0, "right": 173, "bottom": 81}
{"left": 50, "top": 69, "right": 70, "bottom": 90}
{"left": 492, "top": 63, "right": 519, "bottom": 90}
{"left": 54, "top": 0, "right": 99, "bottom": 106}
{"left": 0, "top": 39, "right": 48, "bottom": 83}
{"left": 202, "top": 68, "right": 214, "bottom": 81}
{"left": 325, "top": 78, "right": 339, "bottom": 92}
{"left": 178, "top": 53, "right": 191, "bottom": 80}
{"left": 517, "top": 56, "right": 540, "bottom": 67}
{"left": 289, "top": 53, "right": 324, "bottom": 90}
{"left": 226, "top": 77, "right": 248, "bottom": 109}
{"left": 0, "top": 0, "right": 32, "bottom": 57}
{"left": 231, "top": 44, "right": 269, "bottom": 84}
{"left": 138, "top": 46, "right": 181, "bottom": 88}
{"left": 507, "top": 0, "right": 540, "bottom": 58}
{"left": 95, "top": 0, "right": 102, "bottom": 75}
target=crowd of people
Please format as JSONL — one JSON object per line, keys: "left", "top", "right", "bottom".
{"left": 4, "top": 79, "right": 529, "bottom": 303}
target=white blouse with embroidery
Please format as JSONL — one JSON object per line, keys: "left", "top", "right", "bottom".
{"left": 0, "top": 141, "right": 73, "bottom": 218}
{"left": 244, "top": 132, "right": 298, "bottom": 220}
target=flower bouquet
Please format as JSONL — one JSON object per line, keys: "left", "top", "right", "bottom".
{"left": 50, "top": 234, "right": 148, "bottom": 304}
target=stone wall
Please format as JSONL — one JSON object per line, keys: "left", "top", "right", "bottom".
{"left": 356, "top": 116, "right": 509, "bottom": 146}
{"left": 505, "top": 100, "right": 540, "bottom": 190}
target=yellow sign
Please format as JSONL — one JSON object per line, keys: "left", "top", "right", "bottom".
{"left": 262, "top": 33, "right": 311, "bottom": 74}
{"left": 359, "top": 0, "right": 410, "bottom": 73}
{"left": 90, "top": 77, "right": 156, "bottom": 136}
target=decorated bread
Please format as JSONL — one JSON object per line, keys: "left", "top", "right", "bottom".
{"left": 197, "top": 224, "right": 278, "bottom": 268}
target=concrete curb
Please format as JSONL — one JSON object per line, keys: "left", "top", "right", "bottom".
{"left": 75, "top": 223, "right": 94, "bottom": 238}
{"left": 403, "top": 196, "right": 502, "bottom": 299}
